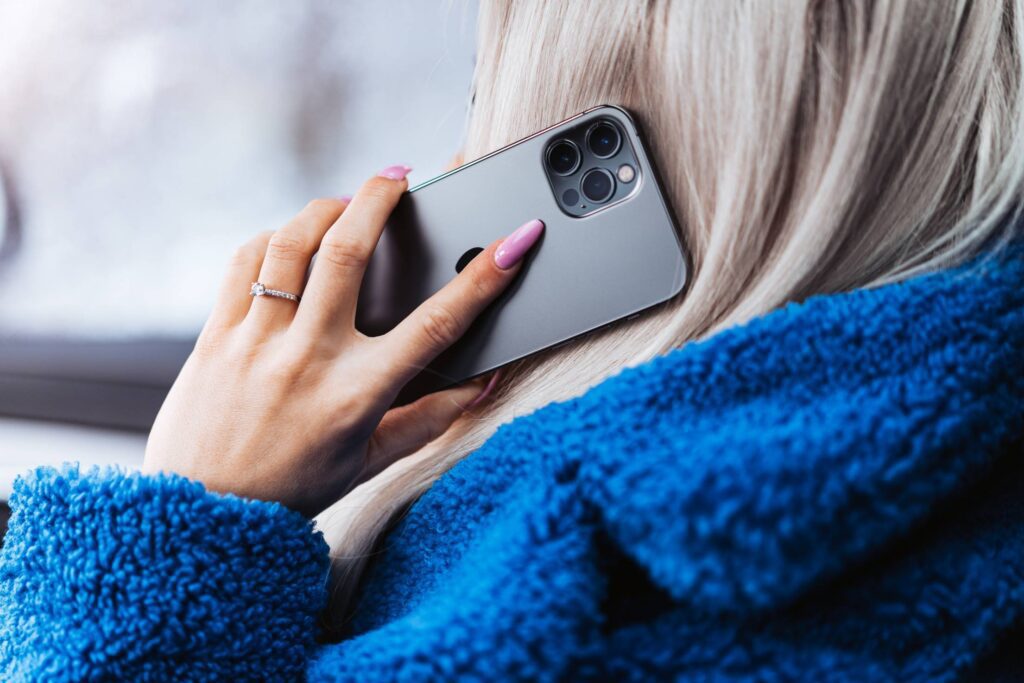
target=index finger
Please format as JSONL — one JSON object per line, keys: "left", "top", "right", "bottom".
{"left": 377, "top": 218, "right": 544, "bottom": 386}
{"left": 296, "top": 166, "right": 412, "bottom": 333}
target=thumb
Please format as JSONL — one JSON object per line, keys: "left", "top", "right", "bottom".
{"left": 365, "top": 372, "right": 500, "bottom": 476}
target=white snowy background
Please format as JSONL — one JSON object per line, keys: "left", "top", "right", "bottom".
{"left": 0, "top": 0, "right": 477, "bottom": 336}
{"left": 0, "top": 1, "right": 478, "bottom": 496}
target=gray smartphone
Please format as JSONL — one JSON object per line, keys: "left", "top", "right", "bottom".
{"left": 357, "top": 104, "right": 688, "bottom": 401}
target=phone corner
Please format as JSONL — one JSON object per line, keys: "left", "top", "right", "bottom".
{"left": 666, "top": 253, "right": 691, "bottom": 302}
{"left": 585, "top": 103, "right": 638, "bottom": 127}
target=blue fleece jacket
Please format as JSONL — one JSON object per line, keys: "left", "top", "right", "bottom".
{"left": 1, "top": 245, "right": 1022, "bottom": 682}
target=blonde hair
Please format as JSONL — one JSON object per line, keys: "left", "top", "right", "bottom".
{"left": 318, "top": 0, "right": 1024, "bottom": 623}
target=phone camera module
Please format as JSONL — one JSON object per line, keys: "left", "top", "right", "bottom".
{"left": 547, "top": 140, "right": 581, "bottom": 175}
{"left": 586, "top": 122, "right": 621, "bottom": 158}
{"left": 542, "top": 114, "right": 639, "bottom": 218}
{"left": 580, "top": 168, "right": 616, "bottom": 204}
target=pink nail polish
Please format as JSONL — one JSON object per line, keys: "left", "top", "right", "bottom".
{"left": 466, "top": 371, "right": 502, "bottom": 410}
{"left": 378, "top": 165, "right": 412, "bottom": 180}
{"left": 339, "top": 195, "right": 353, "bottom": 203}
{"left": 494, "top": 219, "right": 544, "bottom": 270}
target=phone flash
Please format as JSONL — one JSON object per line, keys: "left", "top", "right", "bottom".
{"left": 617, "top": 164, "right": 636, "bottom": 183}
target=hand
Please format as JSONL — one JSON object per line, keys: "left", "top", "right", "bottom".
{"left": 143, "top": 165, "right": 544, "bottom": 517}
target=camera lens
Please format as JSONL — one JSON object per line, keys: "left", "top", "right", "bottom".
{"left": 547, "top": 140, "right": 581, "bottom": 175}
{"left": 580, "top": 168, "right": 615, "bottom": 203}
{"left": 587, "top": 122, "right": 621, "bottom": 158}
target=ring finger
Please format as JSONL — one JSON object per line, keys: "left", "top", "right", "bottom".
{"left": 247, "top": 198, "right": 349, "bottom": 329}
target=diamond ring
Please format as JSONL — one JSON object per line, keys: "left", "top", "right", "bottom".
{"left": 250, "top": 282, "right": 301, "bottom": 303}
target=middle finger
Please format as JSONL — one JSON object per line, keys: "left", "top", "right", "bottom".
{"left": 294, "top": 166, "right": 411, "bottom": 335}
{"left": 246, "top": 198, "right": 348, "bottom": 330}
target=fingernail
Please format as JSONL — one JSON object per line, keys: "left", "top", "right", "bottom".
{"left": 339, "top": 195, "right": 353, "bottom": 203}
{"left": 378, "top": 165, "right": 412, "bottom": 180}
{"left": 466, "top": 371, "right": 502, "bottom": 410}
{"left": 494, "top": 219, "right": 544, "bottom": 270}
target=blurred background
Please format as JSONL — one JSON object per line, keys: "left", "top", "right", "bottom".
{"left": 0, "top": 0, "right": 478, "bottom": 540}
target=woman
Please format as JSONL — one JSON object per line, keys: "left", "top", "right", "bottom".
{"left": 2, "top": 1, "right": 1023, "bottom": 680}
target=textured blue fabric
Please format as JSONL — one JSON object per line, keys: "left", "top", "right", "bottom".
{"left": 0, "top": 467, "right": 330, "bottom": 681}
{"left": 2, "top": 246, "right": 1023, "bottom": 682}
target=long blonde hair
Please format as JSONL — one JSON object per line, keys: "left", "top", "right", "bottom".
{"left": 318, "top": 0, "right": 1024, "bottom": 622}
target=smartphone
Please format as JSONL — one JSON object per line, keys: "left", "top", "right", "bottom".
{"left": 357, "top": 104, "right": 688, "bottom": 401}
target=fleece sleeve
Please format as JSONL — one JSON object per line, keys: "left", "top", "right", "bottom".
{"left": 575, "top": 251, "right": 1024, "bottom": 615}
{"left": 0, "top": 465, "right": 331, "bottom": 682}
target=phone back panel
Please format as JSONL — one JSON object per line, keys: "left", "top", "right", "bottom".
{"left": 356, "top": 105, "right": 688, "bottom": 397}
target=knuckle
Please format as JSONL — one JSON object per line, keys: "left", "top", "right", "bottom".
{"left": 231, "top": 332, "right": 266, "bottom": 367}
{"left": 424, "top": 420, "right": 446, "bottom": 445}
{"left": 265, "top": 348, "right": 311, "bottom": 385}
{"left": 304, "top": 198, "right": 342, "bottom": 215}
{"left": 361, "top": 176, "right": 398, "bottom": 202}
{"left": 319, "top": 233, "right": 369, "bottom": 270}
{"left": 228, "top": 236, "right": 268, "bottom": 268}
{"left": 331, "top": 395, "right": 366, "bottom": 425}
{"left": 192, "top": 329, "right": 224, "bottom": 357}
{"left": 464, "top": 264, "right": 495, "bottom": 300}
{"left": 267, "top": 232, "right": 309, "bottom": 263}
{"left": 420, "top": 304, "right": 462, "bottom": 349}
{"left": 414, "top": 413, "right": 444, "bottom": 446}
{"left": 228, "top": 245, "right": 255, "bottom": 268}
